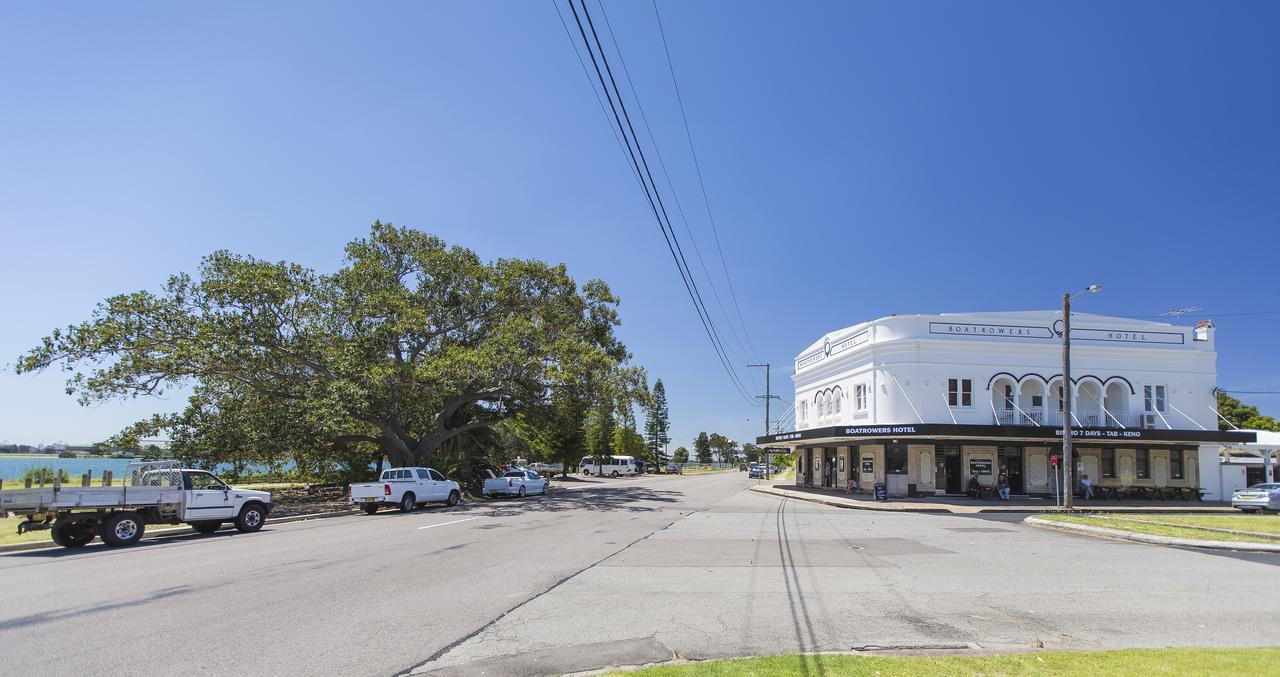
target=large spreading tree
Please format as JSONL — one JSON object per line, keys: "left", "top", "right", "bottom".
{"left": 18, "top": 223, "right": 632, "bottom": 470}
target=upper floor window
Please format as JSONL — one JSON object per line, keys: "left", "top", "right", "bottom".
{"left": 1003, "top": 385, "right": 1014, "bottom": 410}
{"left": 947, "top": 378, "right": 973, "bottom": 407}
{"left": 1143, "top": 385, "right": 1167, "bottom": 413}
{"left": 855, "top": 384, "right": 868, "bottom": 411}
{"left": 799, "top": 400, "right": 808, "bottom": 422}
{"left": 832, "top": 387, "right": 842, "bottom": 414}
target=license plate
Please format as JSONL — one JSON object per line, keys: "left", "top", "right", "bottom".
{"left": 361, "top": 497, "right": 378, "bottom": 502}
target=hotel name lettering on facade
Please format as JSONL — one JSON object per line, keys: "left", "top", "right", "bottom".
{"left": 931, "top": 322, "right": 1185, "bottom": 345}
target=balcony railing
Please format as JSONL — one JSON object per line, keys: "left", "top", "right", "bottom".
{"left": 993, "top": 408, "right": 1166, "bottom": 429}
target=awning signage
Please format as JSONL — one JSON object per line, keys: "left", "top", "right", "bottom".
{"left": 757, "top": 424, "right": 1256, "bottom": 445}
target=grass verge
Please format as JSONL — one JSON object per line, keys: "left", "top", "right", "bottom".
{"left": 1080, "top": 512, "right": 1280, "bottom": 536}
{"left": 616, "top": 647, "right": 1280, "bottom": 676}
{"left": 1039, "top": 514, "right": 1277, "bottom": 543}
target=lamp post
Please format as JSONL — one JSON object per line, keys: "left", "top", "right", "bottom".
{"left": 1062, "top": 284, "right": 1101, "bottom": 510}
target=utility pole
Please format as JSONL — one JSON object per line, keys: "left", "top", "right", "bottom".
{"left": 1061, "top": 284, "right": 1101, "bottom": 511}
{"left": 748, "top": 363, "right": 781, "bottom": 479}
{"left": 1062, "top": 292, "right": 1074, "bottom": 510}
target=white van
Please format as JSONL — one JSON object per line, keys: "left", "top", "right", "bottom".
{"left": 579, "top": 455, "right": 638, "bottom": 477}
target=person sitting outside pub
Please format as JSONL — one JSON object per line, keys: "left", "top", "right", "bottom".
{"left": 996, "top": 471, "right": 1010, "bottom": 500}
{"left": 966, "top": 474, "right": 981, "bottom": 498}
{"left": 1080, "top": 474, "right": 1094, "bottom": 499}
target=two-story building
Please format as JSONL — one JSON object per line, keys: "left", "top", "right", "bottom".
{"left": 756, "top": 311, "right": 1255, "bottom": 500}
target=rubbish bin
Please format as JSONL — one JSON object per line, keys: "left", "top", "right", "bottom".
{"left": 873, "top": 482, "right": 888, "bottom": 502}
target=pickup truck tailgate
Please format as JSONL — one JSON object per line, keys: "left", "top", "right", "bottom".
{"left": 349, "top": 483, "right": 386, "bottom": 502}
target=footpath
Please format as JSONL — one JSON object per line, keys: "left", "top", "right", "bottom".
{"left": 750, "top": 481, "right": 1236, "bottom": 515}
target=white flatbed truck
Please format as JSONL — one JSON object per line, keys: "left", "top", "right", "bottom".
{"left": 0, "top": 461, "right": 273, "bottom": 549}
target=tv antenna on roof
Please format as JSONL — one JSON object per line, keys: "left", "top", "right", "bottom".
{"left": 1161, "top": 306, "right": 1203, "bottom": 318}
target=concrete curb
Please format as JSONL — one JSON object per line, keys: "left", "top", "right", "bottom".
{"left": 1023, "top": 516, "right": 1280, "bottom": 553}
{"left": 750, "top": 485, "right": 952, "bottom": 513}
{"left": 0, "top": 507, "right": 359, "bottom": 554}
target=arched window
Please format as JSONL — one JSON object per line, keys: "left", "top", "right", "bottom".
{"left": 833, "top": 387, "right": 842, "bottom": 414}
{"left": 800, "top": 401, "right": 808, "bottom": 422}
{"left": 816, "top": 393, "right": 824, "bottom": 417}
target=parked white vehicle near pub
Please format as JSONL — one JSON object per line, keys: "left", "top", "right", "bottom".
{"left": 349, "top": 467, "right": 461, "bottom": 514}
{"left": 485, "top": 469, "right": 550, "bottom": 498}
{"left": 0, "top": 461, "right": 273, "bottom": 549}
{"left": 579, "top": 455, "right": 638, "bottom": 477}
{"left": 1231, "top": 483, "right": 1280, "bottom": 513}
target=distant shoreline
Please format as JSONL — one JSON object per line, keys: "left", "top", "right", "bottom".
{"left": 0, "top": 453, "right": 140, "bottom": 459}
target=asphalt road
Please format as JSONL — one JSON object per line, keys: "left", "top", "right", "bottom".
{"left": 2, "top": 472, "right": 1277, "bottom": 676}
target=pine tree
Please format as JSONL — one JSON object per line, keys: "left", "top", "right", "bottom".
{"left": 585, "top": 399, "right": 615, "bottom": 462}
{"left": 694, "top": 431, "right": 712, "bottom": 464}
{"left": 644, "top": 379, "right": 671, "bottom": 466}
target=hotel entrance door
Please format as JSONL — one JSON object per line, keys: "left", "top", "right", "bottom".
{"left": 936, "top": 445, "right": 962, "bottom": 494}
{"left": 998, "top": 447, "right": 1024, "bottom": 494}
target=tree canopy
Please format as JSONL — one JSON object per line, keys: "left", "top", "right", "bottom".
{"left": 18, "top": 223, "right": 634, "bottom": 471}
{"left": 1216, "top": 391, "right": 1280, "bottom": 431}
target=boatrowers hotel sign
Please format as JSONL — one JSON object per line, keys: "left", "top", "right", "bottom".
{"left": 929, "top": 322, "right": 1185, "bottom": 345}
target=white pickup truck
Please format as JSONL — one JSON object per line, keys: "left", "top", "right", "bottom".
{"left": 484, "top": 469, "right": 550, "bottom": 498}
{"left": 349, "top": 467, "right": 461, "bottom": 514}
{"left": 0, "top": 461, "right": 273, "bottom": 549}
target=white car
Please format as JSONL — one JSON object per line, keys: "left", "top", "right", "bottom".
{"left": 1231, "top": 483, "right": 1280, "bottom": 513}
{"left": 485, "top": 470, "right": 550, "bottom": 498}
{"left": 350, "top": 467, "right": 461, "bottom": 514}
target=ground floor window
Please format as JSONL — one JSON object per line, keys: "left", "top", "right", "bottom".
{"left": 886, "top": 444, "right": 908, "bottom": 474}
{"left": 1101, "top": 449, "right": 1116, "bottom": 478}
{"left": 1170, "top": 449, "right": 1184, "bottom": 480}
{"left": 1135, "top": 449, "right": 1150, "bottom": 479}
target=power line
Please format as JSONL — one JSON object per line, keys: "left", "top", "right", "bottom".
{"left": 592, "top": 1, "right": 760, "bottom": 380}
{"left": 563, "top": 0, "right": 758, "bottom": 405}
{"left": 1220, "top": 390, "right": 1280, "bottom": 395}
{"left": 1130, "top": 310, "right": 1280, "bottom": 319}
{"left": 651, "top": 0, "right": 760, "bottom": 364}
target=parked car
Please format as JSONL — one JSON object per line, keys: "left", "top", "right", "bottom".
{"left": 528, "top": 462, "right": 556, "bottom": 476}
{"left": 663, "top": 463, "right": 682, "bottom": 475}
{"left": 1232, "top": 483, "right": 1280, "bottom": 513}
{"left": 350, "top": 467, "right": 461, "bottom": 514}
{"left": 0, "top": 461, "right": 272, "bottom": 549}
{"left": 748, "top": 466, "right": 764, "bottom": 479}
{"left": 485, "top": 469, "right": 550, "bottom": 498}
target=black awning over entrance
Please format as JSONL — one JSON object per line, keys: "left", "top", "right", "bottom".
{"left": 757, "top": 423, "right": 1256, "bottom": 446}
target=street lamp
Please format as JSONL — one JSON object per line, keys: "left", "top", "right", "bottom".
{"left": 1062, "top": 284, "right": 1101, "bottom": 510}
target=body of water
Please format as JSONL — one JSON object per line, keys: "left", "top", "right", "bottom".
{"left": 0, "top": 456, "right": 294, "bottom": 482}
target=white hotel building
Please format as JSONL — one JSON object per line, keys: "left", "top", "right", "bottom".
{"left": 756, "top": 311, "right": 1255, "bottom": 499}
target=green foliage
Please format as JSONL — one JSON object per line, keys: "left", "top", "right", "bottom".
{"left": 584, "top": 399, "right": 615, "bottom": 460}
{"left": 707, "top": 433, "right": 738, "bottom": 463}
{"left": 21, "top": 467, "right": 68, "bottom": 483}
{"left": 694, "top": 432, "right": 712, "bottom": 464}
{"left": 1216, "top": 391, "right": 1280, "bottom": 431}
{"left": 672, "top": 446, "right": 689, "bottom": 464}
{"left": 644, "top": 379, "right": 671, "bottom": 466}
{"left": 56, "top": 450, "right": 77, "bottom": 459}
{"left": 18, "top": 223, "right": 633, "bottom": 474}
{"left": 741, "top": 443, "right": 762, "bottom": 463}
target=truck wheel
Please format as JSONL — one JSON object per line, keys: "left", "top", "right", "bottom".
{"left": 518, "top": 486, "right": 527, "bottom": 498}
{"left": 235, "top": 504, "right": 266, "bottom": 533}
{"left": 53, "top": 520, "right": 94, "bottom": 548}
{"left": 400, "top": 493, "right": 417, "bottom": 512}
{"left": 446, "top": 491, "right": 460, "bottom": 507}
{"left": 101, "top": 512, "right": 145, "bottom": 547}
{"left": 611, "top": 471, "right": 620, "bottom": 478}
{"left": 191, "top": 521, "right": 221, "bottom": 534}
{"left": 362, "top": 504, "right": 380, "bottom": 515}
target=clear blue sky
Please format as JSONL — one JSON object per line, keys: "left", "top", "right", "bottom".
{"left": 2, "top": 1, "right": 1278, "bottom": 449}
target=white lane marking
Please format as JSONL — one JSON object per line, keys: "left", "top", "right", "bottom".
{"left": 417, "top": 517, "right": 481, "bottom": 530}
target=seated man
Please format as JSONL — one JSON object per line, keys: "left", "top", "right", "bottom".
{"left": 966, "top": 474, "right": 981, "bottom": 498}
{"left": 1080, "top": 474, "right": 1094, "bottom": 499}
{"left": 996, "top": 472, "right": 1010, "bottom": 500}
